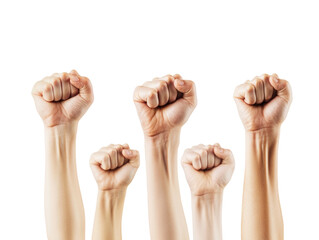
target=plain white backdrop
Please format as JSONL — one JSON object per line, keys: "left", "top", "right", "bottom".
{"left": 0, "top": 0, "right": 318, "bottom": 239}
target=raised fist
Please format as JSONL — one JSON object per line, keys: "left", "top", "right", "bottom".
{"left": 90, "top": 144, "right": 140, "bottom": 191}
{"left": 133, "top": 74, "right": 197, "bottom": 137}
{"left": 32, "top": 70, "right": 94, "bottom": 127}
{"left": 233, "top": 74, "right": 292, "bottom": 132}
{"left": 181, "top": 144, "right": 235, "bottom": 196}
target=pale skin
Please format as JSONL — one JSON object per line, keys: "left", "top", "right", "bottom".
{"left": 234, "top": 73, "right": 292, "bottom": 240}
{"left": 134, "top": 74, "right": 197, "bottom": 240}
{"left": 90, "top": 144, "right": 140, "bottom": 240}
{"left": 182, "top": 144, "right": 235, "bottom": 240}
{"left": 32, "top": 70, "right": 94, "bottom": 240}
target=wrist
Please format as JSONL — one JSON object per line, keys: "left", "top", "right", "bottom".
{"left": 44, "top": 122, "right": 78, "bottom": 136}
{"left": 98, "top": 188, "right": 127, "bottom": 198}
{"left": 192, "top": 192, "right": 223, "bottom": 240}
{"left": 97, "top": 188, "right": 126, "bottom": 212}
{"left": 246, "top": 126, "right": 280, "bottom": 136}
{"left": 144, "top": 128, "right": 181, "bottom": 145}
{"left": 192, "top": 192, "right": 223, "bottom": 205}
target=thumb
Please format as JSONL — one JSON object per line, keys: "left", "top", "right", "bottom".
{"left": 173, "top": 77, "right": 197, "bottom": 106}
{"left": 213, "top": 146, "right": 234, "bottom": 166}
{"left": 269, "top": 74, "right": 292, "bottom": 104}
{"left": 122, "top": 149, "right": 140, "bottom": 169}
{"left": 69, "top": 69, "right": 94, "bottom": 103}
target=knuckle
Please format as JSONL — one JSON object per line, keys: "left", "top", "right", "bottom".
{"left": 149, "top": 89, "right": 158, "bottom": 98}
{"left": 111, "top": 148, "right": 117, "bottom": 156}
{"left": 247, "top": 84, "right": 255, "bottom": 94}
{"left": 44, "top": 84, "right": 52, "bottom": 93}
{"left": 199, "top": 149, "right": 206, "bottom": 156}
{"left": 158, "top": 81, "right": 167, "bottom": 90}
{"left": 52, "top": 78, "right": 60, "bottom": 86}
{"left": 194, "top": 153, "right": 201, "bottom": 162}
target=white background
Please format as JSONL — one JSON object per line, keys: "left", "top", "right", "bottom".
{"left": 0, "top": 0, "right": 318, "bottom": 239}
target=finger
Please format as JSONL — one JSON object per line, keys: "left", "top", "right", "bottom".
{"left": 233, "top": 83, "right": 256, "bottom": 105}
{"left": 133, "top": 86, "right": 159, "bottom": 108}
{"left": 122, "top": 143, "right": 130, "bottom": 149}
{"left": 32, "top": 81, "right": 54, "bottom": 102}
{"left": 182, "top": 149, "right": 201, "bottom": 170}
{"left": 69, "top": 69, "right": 94, "bottom": 103}
{"left": 108, "top": 148, "right": 118, "bottom": 170}
{"left": 122, "top": 149, "right": 140, "bottom": 168}
{"left": 90, "top": 152, "right": 111, "bottom": 170}
{"left": 213, "top": 146, "right": 235, "bottom": 166}
{"left": 173, "top": 74, "right": 182, "bottom": 80}
{"left": 252, "top": 77, "right": 265, "bottom": 104}
{"left": 60, "top": 72, "right": 71, "bottom": 100}
{"left": 269, "top": 74, "right": 292, "bottom": 104}
{"left": 263, "top": 75, "right": 274, "bottom": 102}
{"left": 173, "top": 78, "right": 197, "bottom": 106}
{"left": 114, "top": 144, "right": 125, "bottom": 167}
{"left": 44, "top": 77, "right": 63, "bottom": 101}
{"left": 206, "top": 145, "right": 216, "bottom": 169}
{"left": 161, "top": 75, "right": 178, "bottom": 103}
{"left": 192, "top": 147, "right": 208, "bottom": 170}
{"left": 211, "top": 144, "right": 222, "bottom": 167}
{"left": 144, "top": 80, "right": 169, "bottom": 106}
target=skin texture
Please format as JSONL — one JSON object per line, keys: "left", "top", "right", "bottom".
{"left": 234, "top": 73, "right": 292, "bottom": 240}
{"left": 134, "top": 74, "right": 197, "bottom": 240}
{"left": 32, "top": 70, "right": 94, "bottom": 240}
{"left": 90, "top": 144, "right": 140, "bottom": 240}
{"left": 182, "top": 144, "right": 235, "bottom": 240}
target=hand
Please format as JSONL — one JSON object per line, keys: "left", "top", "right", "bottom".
{"left": 181, "top": 144, "right": 235, "bottom": 196}
{"left": 32, "top": 70, "right": 94, "bottom": 127}
{"left": 233, "top": 73, "right": 292, "bottom": 132}
{"left": 90, "top": 144, "right": 140, "bottom": 191}
{"left": 133, "top": 74, "right": 197, "bottom": 137}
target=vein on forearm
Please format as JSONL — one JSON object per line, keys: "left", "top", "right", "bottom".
{"left": 44, "top": 123, "right": 85, "bottom": 240}
{"left": 145, "top": 129, "right": 189, "bottom": 240}
{"left": 192, "top": 194, "right": 223, "bottom": 240}
{"left": 92, "top": 190, "right": 126, "bottom": 240}
{"left": 242, "top": 128, "right": 283, "bottom": 240}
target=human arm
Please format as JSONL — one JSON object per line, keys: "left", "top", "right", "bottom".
{"left": 32, "top": 70, "right": 94, "bottom": 240}
{"left": 182, "top": 144, "right": 235, "bottom": 240}
{"left": 90, "top": 144, "right": 140, "bottom": 240}
{"left": 234, "top": 74, "right": 292, "bottom": 240}
{"left": 134, "top": 74, "right": 197, "bottom": 240}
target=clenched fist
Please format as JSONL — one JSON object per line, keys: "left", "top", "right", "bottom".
{"left": 233, "top": 74, "right": 292, "bottom": 132}
{"left": 133, "top": 74, "right": 197, "bottom": 137}
{"left": 181, "top": 144, "right": 235, "bottom": 196}
{"left": 32, "top": 70, "right": 94, "bottom": 127}
{"left": 90, "top": 144, "right": 140, "bottom": 191}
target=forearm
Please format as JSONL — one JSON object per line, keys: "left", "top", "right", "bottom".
{"left": 145, "top": 129, "right": 189, "bottom": 240}
{"left": 192, "top": 193, "right": 223, "bottom": 240}
{"left": 44, "top": 123, "right": 85, "bottom": 240}
{"left": 242, "top": 127, "right": 283, "bottom": 240}
{"left": 92, "top": 189, "right": 126, "bottom": 240}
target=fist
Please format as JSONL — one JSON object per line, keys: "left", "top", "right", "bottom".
{"left": 233, "top": 74, "right": 292, "bottom": 132}
{"left": 90, "top": 144, "right": 140, "bottom": 191}
{"left": 32, "top": 70, "right": 94, "bottom": 127}
{"left": 133, "top": 74, "right": 197, "bottom": 137}
{"left": 181, "top": 144, "right": 235, "bottom": 196}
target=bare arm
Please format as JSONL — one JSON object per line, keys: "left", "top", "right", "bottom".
{"left": 134, "top": 74, "right": 197, "bottom": 240}
{"left": 90, "top": 145, "right": 140, "bottom": 240}
{"left": 44, "top": 124, "right": 85, "bottom": 239}
{"left": 233, "top": 73, "right": 292, "bottom": 240}
{"left": 192, "top": 194, "right": 223, "bottom": 240}
{"left": 182, "top": 144, "right": 235, "bottom": 240}
{"left": 92, "top": 189, "right": 126, "bottom": 240}
{"left": 145, "top": 130, "right": 189, "bottom": 240}
{"left": 32, "top": 70, "right": 94, "bottom": 239}
{"left": 242, "top": 128, "right": 282, "bottom": 239}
